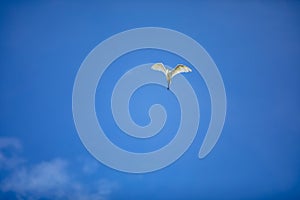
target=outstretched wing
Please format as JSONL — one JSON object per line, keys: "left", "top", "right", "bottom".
{"left": 151, "top": 63, "right": 167, "bottom": 75}
{"left": 171, "top": 64, "right": 192, "bottom": 78}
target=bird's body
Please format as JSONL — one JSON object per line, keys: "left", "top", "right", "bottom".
{"left": 151, "top": 63, "right": 192, "bottom": 89}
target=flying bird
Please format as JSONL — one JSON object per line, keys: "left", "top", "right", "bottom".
{"left": 151, "top": 63, "right": 192, "bottom": 90}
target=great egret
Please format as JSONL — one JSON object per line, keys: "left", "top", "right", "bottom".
{"left": 151, "top": 63, "right": 192, "bottom": 90}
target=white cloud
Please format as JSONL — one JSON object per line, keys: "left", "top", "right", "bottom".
{"left": 2, "top": 158, "right": 68, "bottom": 199}
{"left": 0, "top": 138, "right": 118, "bottom": 200}
{"left": 0, "top": 137, "right": 24, "bottom": 170}
{"left": 0, "top": 138, "right": 22, "bottom": 150}
{"left": 79, "top": 156, "right": 101, "bottom": 175}
{"left": 96, "top": 179, "right": 118, "bottom": 196}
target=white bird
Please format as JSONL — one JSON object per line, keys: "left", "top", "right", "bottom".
{"left": 151, "top": 63, "right": 192, "bottom": 90}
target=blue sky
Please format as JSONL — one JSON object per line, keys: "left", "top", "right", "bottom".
{"left": 1, "top": 0, "right": 300, "bottom": 199}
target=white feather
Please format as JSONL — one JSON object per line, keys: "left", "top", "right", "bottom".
{"left": 151, "top": 63, "right": 167, "bottom": 75}
{"left": 151, "top": 63, "right": 192, "bottom": 89}
{"left": 171, "top": 64, "right": 192, "bottom": 78}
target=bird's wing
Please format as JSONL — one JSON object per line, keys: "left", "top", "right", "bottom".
{"left": 151, "top": 63, "right": 167, "bottom": 75}
{"left": 171, "top": 64, "right": 192, "bottom": 78}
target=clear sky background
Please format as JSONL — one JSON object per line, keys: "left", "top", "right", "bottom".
{"left": 0, "top": 0, "right": 300, "bottom": 199}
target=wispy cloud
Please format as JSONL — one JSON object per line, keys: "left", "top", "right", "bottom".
{"left": 0, "top": 137, "right": 118, "bottom": 200}
{"left": 0, "top": 137, "right": 24, "bottom": 170}
{"left": 0, "top": 138, "right": 21, "bottom": 150}
{"left": 79, "top": 156, "right": 101, "bottom": 175}
{"left": 2, "top": 158, "right": 69, "bottom": 199}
